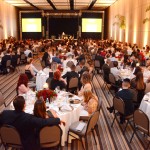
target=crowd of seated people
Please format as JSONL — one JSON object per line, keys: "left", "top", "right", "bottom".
{"left": 1, "top": 36, "right": 150, "bottom": 149}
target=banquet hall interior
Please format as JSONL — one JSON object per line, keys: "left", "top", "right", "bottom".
{"left": 1, "top": 0, "right": 150, "bottom": 150}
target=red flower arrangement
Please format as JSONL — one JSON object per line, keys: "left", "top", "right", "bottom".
{"left": 36, "top": 89, "right": 57, "bottom": 102}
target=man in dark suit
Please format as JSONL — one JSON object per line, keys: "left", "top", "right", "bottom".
{"left": 0, "top": 50, "right": 11, "bottom": 73}
{"left": 107, "top": 78, "right": 134, "bottom": 124}
{"left": 62, "top": 64, "right": 79, "bottom": 89}
{"left": 0, "top": 96, "right": 61, "bottom": 150}
{"left": 102, "top": 59, "right": 111, "bottom": 83}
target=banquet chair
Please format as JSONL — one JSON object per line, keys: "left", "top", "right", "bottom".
{"left": 25, "top": 70, "right": 33, "bottom": 80}
{"left": 130, "top": 109, "right": 150, "bottom": 149}
{"left": 94, "top": 60, "right": 101, "bottom": 74}
{"left": 75, "top": 65, "right": 82, "bottom": 72}
{"left": 16, "top": 58, "right": 21, "bottom": 72}
{"left": 108, "top": 73, "right": 119, "bottom": 94}
{"left": 5, "top": 60, "right": 11, "bottom": 74}
{"left": 68, "top": 77, "right": 79, "bottom": 93}
{"left": 46, "top": 77, "right": 52, "bottom": 89}
{"left": 79, "top": 99, "right": 102, "bottom": 144}
{"left": 129, "top": 88, "right": 138, "bottom": 103}
{"left": 111, "top": 97, "right": 133, "bottom": 134}
{"left": 101, "top": 69, "right": 110, "bottom": 90}
{"left": 145, "top": 82, "right": 150, "bottom": 94}
{"left": 109, "top": 61, "right": 114, "bottom": 68}
{"left": 39, "top": 125, "right": 62, "bottom": 149}
{"left": 92, "top": 54, "right": 96, "bottom": 60}
{"left": 0, "top": 91, "right": 6, "bottom": 107}
{"left": 20, "top": 53, "right": 26, "bottom": 64}
{"left": 0, "top": 125, "right": 23, "bottom": 150}
{"left": 67, "top": 111, "right": 100, "bottom": 150}
{"left": 66, "top": 61, "right": 74, "bottom": 68}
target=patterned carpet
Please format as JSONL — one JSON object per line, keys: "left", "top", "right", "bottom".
{"left": 0, "top": 58, "right": 149, "bottom": 150}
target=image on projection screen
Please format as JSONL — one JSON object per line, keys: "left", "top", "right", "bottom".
{"left": 22, "top": 18, "right": 41, "bottom": 32}
{"left": 82, "top": 18, "right": 102, "bottom": 32}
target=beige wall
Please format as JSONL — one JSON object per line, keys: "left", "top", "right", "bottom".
{"left": 0, "top": 0, "right": 18, "bottom": 40}
{"left": 107, "top": 0, "right": 150, "bottom": 47}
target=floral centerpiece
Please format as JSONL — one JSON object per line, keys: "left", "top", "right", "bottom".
{"left": 36, "top": 89, "right": 57, "bottom": 103}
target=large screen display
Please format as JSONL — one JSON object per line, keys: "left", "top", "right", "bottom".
{"left": 82, "top": 18, "right": 102, "bottom": 32}
{"left": 22, "top": 18, "right": 41, "bottom": 32}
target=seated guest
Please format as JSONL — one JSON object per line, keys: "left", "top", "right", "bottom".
{"left": 33, "top": 99, "right": 65, "bottom": 125}
{"left": 107, "top": 78, "right": 134, "bottom": 124}
{"left": 16, "top": 74, "right": 29, "bottom": 95}
{"left": 51, "top": 70, "right": 66, "bottom": 90}
{"left": 0, "top": 96, "right": 60, "bottom": 150}
{"left": 11, "top": 51, "right": 19, "bottom": 71}
{"left": 42, "top": 47, "right": 51, "bottom": 67}
{"left": 82, "top": 90, "right": 98, "bottom": 115}
{"left": 63, "top": 55, "right": 75, "bottom": 68}
{"left": 77, "top": 50, "right": 85, "bottom": 63}
{"left": 25, "top": 58, "right": 38, "bottom": 79}
{"left": 0, "top": 50, "right": 11, "bottom": 73}
{"left": 110, "top": 53, "right": 117, "bottom": 61}
{"left": 110, "top": 61, "right": 120, "bottom": 81}
{"left": 52, "top": 52, "right": 61, "bottom": 64}
{"left": 24, "top": 45, "right": 32, "bottom": 58}
{"left": 62, "top": 64, "right": 79, "bottom": 88}
{"left": 78, "top": 72, "right": 92, "bottom": 96}
{"left": 131, "top": 72, "right": 146, "bottom": 104}
{"left": 102, "top": 59, "right": 111, "bottom": 83}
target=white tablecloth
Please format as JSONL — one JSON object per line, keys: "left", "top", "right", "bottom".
{"left": 36, "top": 72, "right": 48, "bottom": 91}
{"left": 119, "top": 69, "right": 135, "bottom": 80}
{"left": 139, "top": 92, "right": 150, "bottom": 120}
{"left": 10, "top": 91, "right": 83, "bottom": 146}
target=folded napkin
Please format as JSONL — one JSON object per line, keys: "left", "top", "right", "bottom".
{"left": 60, "top": 104, "right": 72, "bottom": 111}
{"left": 72, "top": 95, "right": 82, "bottom": 101}
{"left": 76, "top": 122, "right": 86, "bottom": 131}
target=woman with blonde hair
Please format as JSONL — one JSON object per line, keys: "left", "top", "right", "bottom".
{"left": 78, "top": 72, "right": 92, "bottom": 96}
{"left": 82, "top": 90, "right": 98, "bottom": 114}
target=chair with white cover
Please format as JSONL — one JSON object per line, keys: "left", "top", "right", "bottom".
{"left": 130, "top": 109, "right": 150, "bottom": 149}
{"left": 67, "top": 111, "right": 100, "bottom": 150}
{"left": 0, "top": 125, "right": 23, "bottom": 150}
{"left": 39, "top": 126, "right": 62, "bottom": 149}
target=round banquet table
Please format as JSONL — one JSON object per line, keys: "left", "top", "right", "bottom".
{"left": 10, "top": 91, "right": 83, "bottom": 146}
{"left": 139, "top": 92, "right": 150, "bottom": 120}
{"left": 119, "top": 69, "right": 135, "bottom": 80}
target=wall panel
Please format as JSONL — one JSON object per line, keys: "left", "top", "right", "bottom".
{"left": 0, "top": 0, "right": 18, "bottom": 40}
{"left": 107, "top": 0, "right": 150, "bottom": 47}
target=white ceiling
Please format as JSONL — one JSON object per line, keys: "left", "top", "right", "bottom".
{"left": 3, "top": 0, "right": 117, "bottom": 10}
